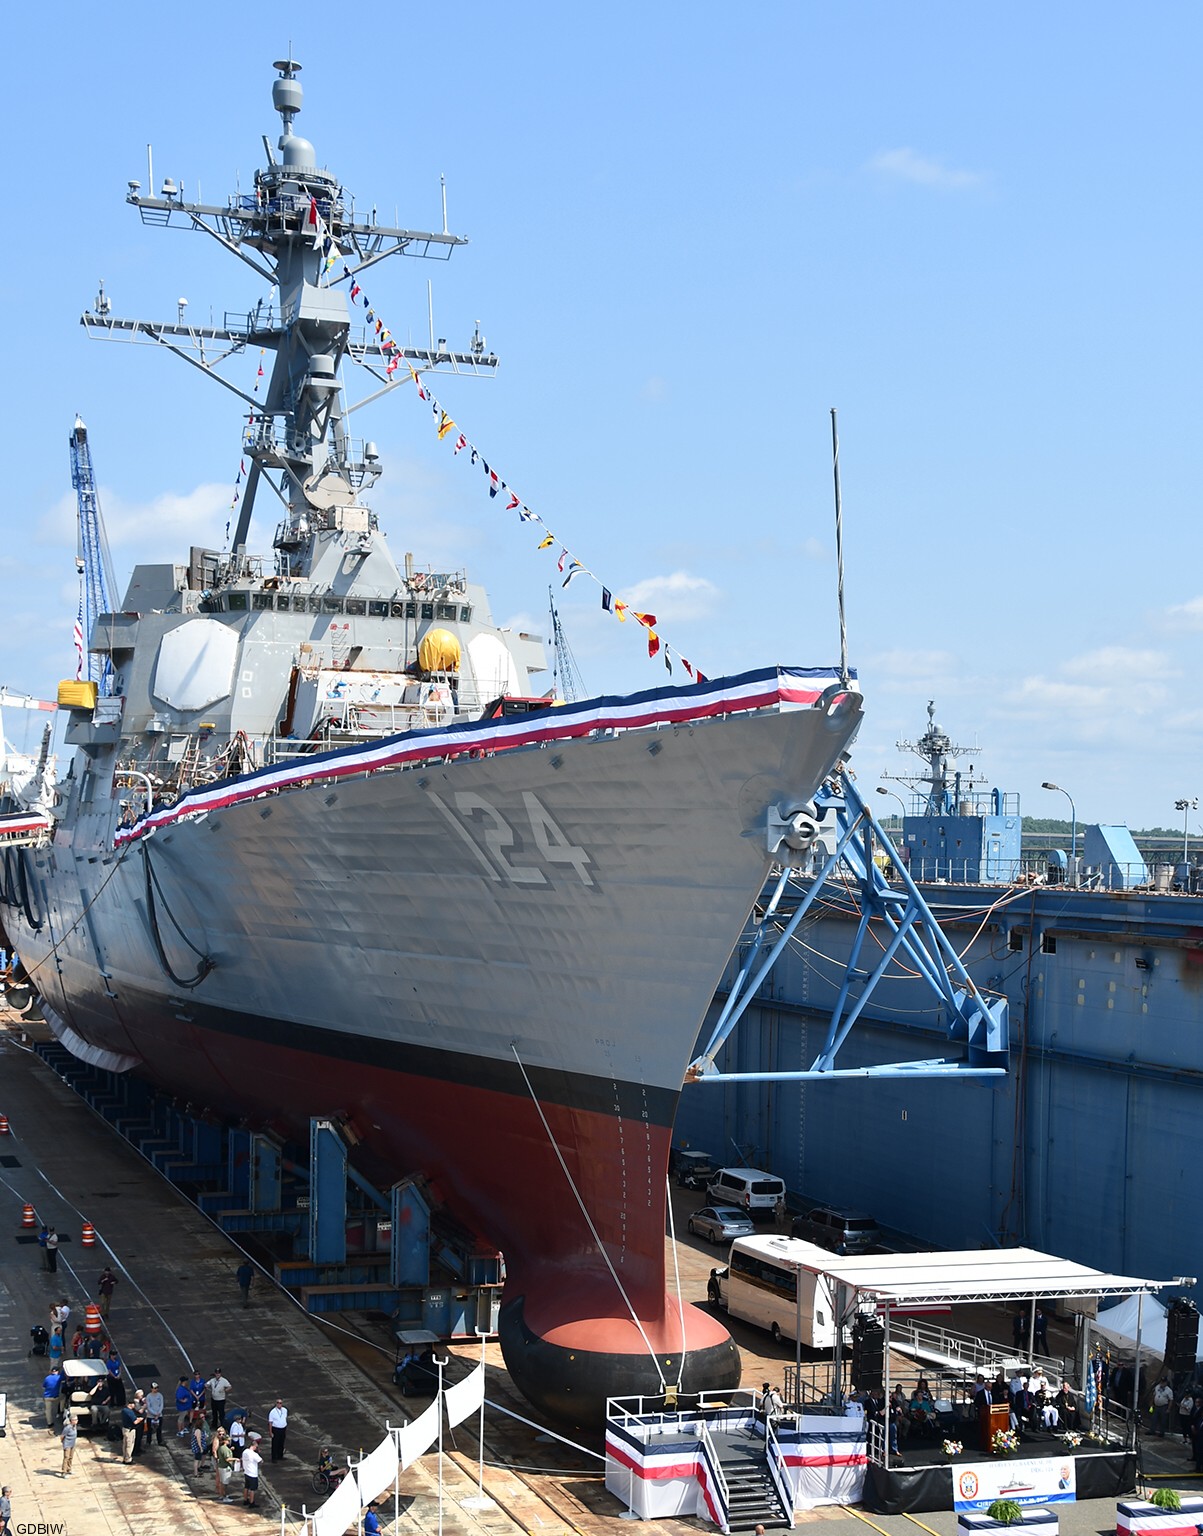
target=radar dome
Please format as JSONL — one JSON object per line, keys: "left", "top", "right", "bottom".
{"left": 280, "top": 133, "right": 316, "bottom": 170}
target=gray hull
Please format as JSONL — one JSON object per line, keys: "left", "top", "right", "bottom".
{"left": 8, "top": 675, "right": 860, "bottom": 1418}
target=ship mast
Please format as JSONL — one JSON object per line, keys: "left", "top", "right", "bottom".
{"left": 80, "top": 58, "right": 498, "bottom": 575}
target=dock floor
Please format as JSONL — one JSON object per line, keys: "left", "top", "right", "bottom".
{"left": 0, "top": 1006, "right": 1193, "bottom": 1536}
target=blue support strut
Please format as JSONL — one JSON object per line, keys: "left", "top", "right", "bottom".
{"left": 687, "top": 769, "right": 1009, "bottom": 1085}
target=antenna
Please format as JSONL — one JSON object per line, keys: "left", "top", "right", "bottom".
{"left": 428, "top": 281, "right": 435, "bottom": 353}
{"left": 147, "top": 143, "right": 154, "bottom": 196}
{"left": 830, "top": 408, "right": 849, "bottom": 686}
{"left": 441, "top": 174, "right": 448, "bottom": 235}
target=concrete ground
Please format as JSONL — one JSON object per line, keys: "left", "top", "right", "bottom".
{"left": 0, "top": 1005, "right": 1197, "bottom": 1536}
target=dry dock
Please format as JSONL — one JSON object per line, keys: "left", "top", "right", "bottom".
{"left": 0, "top": 1006, "right": 1192, "bottom": 1536}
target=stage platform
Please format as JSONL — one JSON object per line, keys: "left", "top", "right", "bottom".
{"left": 863, "top": 1425, "right": 1137, "bottom": 1516}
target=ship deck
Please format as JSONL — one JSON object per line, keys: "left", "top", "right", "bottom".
{"left": 0, "top": 1003, "right": 1193, "bottom": 1536}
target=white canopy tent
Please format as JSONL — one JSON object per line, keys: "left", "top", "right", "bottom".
{"left": 780, "top": 1243, "right": 1173, "bottom": 1461}
{"left": 813, "top": 1247, "right": 1166, "bottom": 1308}
{"left": 1090, "top": 1294, "right": 1201, "bottom": 1364}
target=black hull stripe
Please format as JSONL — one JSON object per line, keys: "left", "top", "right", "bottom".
{"left": 100, "top": 990, "right": 681, "bottom": 1127}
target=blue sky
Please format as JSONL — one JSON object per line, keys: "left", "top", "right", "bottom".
{"left": 4, "top": 2, "right": 1201, "bottom": 828}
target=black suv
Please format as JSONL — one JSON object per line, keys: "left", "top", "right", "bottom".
{"left": 791, "top": 1205, "right": 879, "bottom": 1253}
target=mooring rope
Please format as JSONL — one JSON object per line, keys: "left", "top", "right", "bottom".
{"left": 509, "top": 1043, "right": 667, "bottom": 1389}
{"left": 663, "top": 1176, "right": 688, "bottom": 1387}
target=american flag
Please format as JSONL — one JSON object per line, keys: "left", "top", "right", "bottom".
{"left": 73, "top": 604, "right": 85, "bottom": 681}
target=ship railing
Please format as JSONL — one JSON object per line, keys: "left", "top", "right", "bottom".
{"left": 895, "top": 854, "right": 1169, "bottom": 891}
{"left": 223, "top": 307, "right": 277, "bottom": 338}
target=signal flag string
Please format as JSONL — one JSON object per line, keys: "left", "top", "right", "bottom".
{"left": 335, "top": 262, "right": 707, "bottom": 684}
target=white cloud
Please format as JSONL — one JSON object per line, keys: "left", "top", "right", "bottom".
{"left": 621, "top": 571, "right": 719, "bottom": 622}
{"left": 1165, "top": 595, "right": 1203, "bottom": 630}
{"left": 38, "top": 482, "right": 231, "bottom": 561}
{"left": 867, "top": 147, "right": 982, "bottom": 190}
{"left": 864, "top": 647, "right": 959, "bottom": 682}
{"left": 1060, "top": 646, "right": 1174, "bottom": 682}
{"left": 1007, "top": 676, "right": 1111, "bottom": 711}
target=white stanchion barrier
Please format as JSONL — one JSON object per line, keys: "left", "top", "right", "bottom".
{"left": 311, "top": 1468, "right": 361, "bottom": 1536}
{"left": 355, "top": 1434, "right": 401, "bottom": 1506}
{"left": 398, "top": 1398, "right": 440, "bottom": 1470}
{"left": 444, "top": 1363, "right": 485, "bottom": 1429}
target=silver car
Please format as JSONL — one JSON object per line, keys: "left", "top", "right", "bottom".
{"left": 687, "top": 1206, "right": 757, "bottom": 1243}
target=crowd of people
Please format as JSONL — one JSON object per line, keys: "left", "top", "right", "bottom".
{"left": 30, "top": 1259, "right": 309, "bottom": 1508}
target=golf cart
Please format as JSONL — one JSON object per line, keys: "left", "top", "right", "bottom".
{"left": 673, "top": 1150, "right": 717, "bottom": 1191}
{"left": 62, "top": 1359, "right": 109, "bottom": 1429}
{"left": 392, "top": 1329, "right": 442, "bottom": 1397}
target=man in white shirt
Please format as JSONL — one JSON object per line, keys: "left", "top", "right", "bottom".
{"left": 268, "top": 1398, "right": 288, "bottom": 1462}
{"left": 241, "top": 1438, "right": 263, "bottom": 1507}
{"left": 206, "top": 1369, "right": 231, "bottom": 1430}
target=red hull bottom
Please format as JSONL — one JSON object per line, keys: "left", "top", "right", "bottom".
{"left": 57, "top": 1003, "right": 741, "bottom": 1423}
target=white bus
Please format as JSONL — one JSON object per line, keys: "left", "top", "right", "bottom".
{"left": 719, "top": 1234, "right": 847, "bottom": 1348}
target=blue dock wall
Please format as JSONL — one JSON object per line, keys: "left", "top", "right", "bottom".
{"left": 674, "top": 884, "right": 1203, "bottom": 1297}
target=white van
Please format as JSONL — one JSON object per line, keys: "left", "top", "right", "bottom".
{"left": 706, "top": 1167, "right": 786, "bottom": 1210}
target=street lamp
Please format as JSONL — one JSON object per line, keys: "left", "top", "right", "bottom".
{"left": 1175, "top": 798, "right": 1198, "bottom": 865}
{"left": 1041, "top": 782, "right": 1077, "bottom": 886}
{"left": 875, "top": 786, "right": 907, "bottom": 825}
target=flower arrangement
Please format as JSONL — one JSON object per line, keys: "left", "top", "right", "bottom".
{"left": 1150, "top": 1489, "right": 1182, "bottom": 1512}
{"left": 991, "top": 1427, "right": 1021, "bottom": 1456}
{"left": 943, "top": 1439, "right": 964, "bottom": 1456}
{"left": 1060, "top": 1431, "right": 1082, "bottom": 1447}
{"left": 986, "top": 1499, "right": 1024, "bottom": 1525}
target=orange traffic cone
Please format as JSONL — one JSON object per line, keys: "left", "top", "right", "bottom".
{"left": 0, "top": 1113, "right": 10, "bottom": 1134}
{"left": 84, "top": 1303, "right": 103, "bottom": 1335}
{"left": 81, "top": 1220, "right": 96, "bottom": 1248}
{"left": 21, "top": 1203, "right": 35, "bottom": 1228}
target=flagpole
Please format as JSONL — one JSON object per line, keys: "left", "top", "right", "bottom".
{"left": 436, "top": 1352, "right": 449, "bottom": 1536}
{"left": 830, "top": 408, "right": 850, "bottom": 687}
{"left": 477, "top": 1331, "right": 486, "bottom": 1498}
{"left": 393, "top": 1425, "right": 401, "bottom": 1536}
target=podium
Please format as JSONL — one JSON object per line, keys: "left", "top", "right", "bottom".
{"left": 979, "top": 1400, "right": 1010, "bottom": 1445}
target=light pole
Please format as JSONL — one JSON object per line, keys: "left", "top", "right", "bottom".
{"left": 1175, "top": 798, "right": 1198, "bottom": 865}
{"left": 875, "top": 786, "right": 907, "bottom": 827}
{"left": 1041, "top": 782, "right": 1077, "bottom": 886}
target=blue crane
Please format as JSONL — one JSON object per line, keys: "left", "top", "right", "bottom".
{"left": 68, "top": 417, "right": 116, "bottom": 696}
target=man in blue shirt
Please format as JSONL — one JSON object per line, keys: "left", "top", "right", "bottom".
{"left": 42, "top": 1367, "right": 64, "bottom": 1429}
{"left": 175, "top": 1377, "right": 193, "bottom": 1436}
{"left": 363, "top": 1505, "right": 382, "bottom": 1536}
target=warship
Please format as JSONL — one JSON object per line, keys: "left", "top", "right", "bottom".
{"left": 0, "top": 60, "right": 863, "bottom": 1420}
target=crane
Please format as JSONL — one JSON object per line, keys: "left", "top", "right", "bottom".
{"left": 548, "top": 587, "right": 587, "bottom": 703}
{"left": 68, "top": 417, "right": 117, "bottom": 696}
